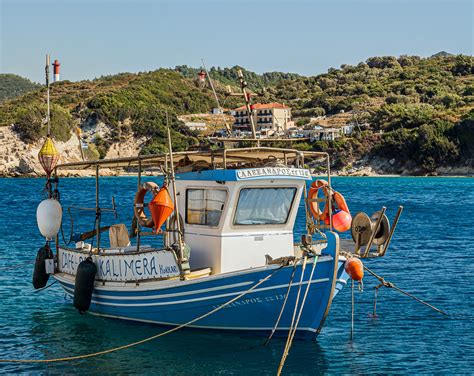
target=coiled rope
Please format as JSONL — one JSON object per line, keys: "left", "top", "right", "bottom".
{"left": 0, "top": 265, "right": 284, "bottom": 364}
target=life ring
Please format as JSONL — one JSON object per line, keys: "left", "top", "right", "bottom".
{"left": 308, "top": 180, "right": 350, "bottom": 222}
{"left": 134, "top": 182, "right": 159, "bottom": 228}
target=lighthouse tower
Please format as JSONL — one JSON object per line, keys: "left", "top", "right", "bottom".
{"left": 52, "top": 60, "right": 60, "bottom": 82}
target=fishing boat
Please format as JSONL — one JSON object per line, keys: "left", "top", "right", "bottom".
{"left": 32, "top": 62, "right": 402, "bottom": 343}
{"left": 34, "top": 145, "right": 402, "bottom": 341}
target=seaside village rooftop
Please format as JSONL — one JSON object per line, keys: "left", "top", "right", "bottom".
{"left": 180, "top": 103, "right": 360, "bottom": 140}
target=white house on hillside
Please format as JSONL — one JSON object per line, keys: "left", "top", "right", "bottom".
{"left": 233, "top": 103, "right": 293, "bottom": 134}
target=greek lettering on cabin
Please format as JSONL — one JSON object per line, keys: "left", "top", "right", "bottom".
{"left": 237, "top": 168, "right": 309, "bottom": 180}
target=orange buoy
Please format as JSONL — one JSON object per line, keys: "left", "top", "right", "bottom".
{"left": 149, "top": 186, "right": 175, "bottom": 233}
{"left": 344, "top": 257, "right": 364, "bottom": 281}
{"left": 332, "top": 210, "right": 352, "bottom": 232}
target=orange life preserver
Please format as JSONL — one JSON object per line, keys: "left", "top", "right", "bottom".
{"left": 308, "top": 180, "right": 350, "bottom": 223}
{"left": 134, "top": 182, "right": 160, "bottom": 228}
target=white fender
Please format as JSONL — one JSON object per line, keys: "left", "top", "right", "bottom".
{"left": 37, "top": 199, "right": 62, "bottom": 240}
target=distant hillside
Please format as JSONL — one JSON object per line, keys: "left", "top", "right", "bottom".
{"left": 431, "top": 51, "right": 454, "bottom": 58}
{"left": 255, "top": 54, "right": 474, "bottom": 174}
{"left": 0, "top": 74, "right": 41, "bottom": 102}
{"left": 175, "top": 65, "right": 301, "bottom": 91}
{"left": 0, "top": 69, "right": 240, "bottom": 157}
{"left": 0, "top": 54, "right": 473, "bottom": 176}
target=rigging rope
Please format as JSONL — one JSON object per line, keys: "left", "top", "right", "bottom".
{"left": 0, "top": 265, "right": 284, "bottom": 364}
{"left": 264, "top": 260, "right": 299, "bottom": 346}
{"left": 277, "top": 255, "right": 318, "bottom": 376}
{"left": 364, "top": 265, "right": 448, "bottom": 316}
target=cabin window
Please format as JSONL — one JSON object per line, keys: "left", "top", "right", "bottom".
{"left": 186, "top": 189, "right": 227, "bottom": 226}
{"left": 234, "top": 187, "right": 297, "bottom": 225}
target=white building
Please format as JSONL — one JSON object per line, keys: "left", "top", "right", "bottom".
{"left": 308, "top": 126, "right": 342, "bottom": 142}
{"left": 185, "top": 122, "right": 208, "bottom": 131}
{"left": 233, "top": 103, "right": 293, "bottom": 134}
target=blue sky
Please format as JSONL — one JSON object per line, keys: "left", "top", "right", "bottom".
{"left": 1, "top": 0, "right": 472, "bottom": 83}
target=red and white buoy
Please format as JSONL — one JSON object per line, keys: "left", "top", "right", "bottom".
{"left": 52, "top": 59, "right": 60, "bottom": 82}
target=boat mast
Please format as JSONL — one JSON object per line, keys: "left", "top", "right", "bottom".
{"left": 237, "top": 69, "right": 259, "bottom": 145}
{"left": 201, "top": 58, "right": 231, "bottom": 135}
{"left": 166, "top": 112, "right": 186, "bottom": 276}
{"left": 45, "top": 54, "right": 51, "bottom": 136}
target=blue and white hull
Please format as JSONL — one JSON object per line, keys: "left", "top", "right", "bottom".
{"left": 55, "top": 235, "right": 348, "bottom": 340}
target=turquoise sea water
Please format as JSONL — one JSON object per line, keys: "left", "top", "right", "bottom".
{"left": 0, "top": 177, "right": 473, "bottom": 374}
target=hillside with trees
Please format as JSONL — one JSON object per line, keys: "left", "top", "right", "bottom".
{"left": 0, "top": 74, "right": 41, "bottom": 102}
{"left": 0, "top": 54, "right": 472, "bottom": 175}
{"left": 254, "top": 54, "right": 473, "bottom": 174}
{"left": 0, "top": 69, "right": 235, "bottom": 159}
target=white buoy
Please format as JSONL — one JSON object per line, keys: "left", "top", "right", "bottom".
{"left": 36, "top": 199, "right": 62, "bottom": 240}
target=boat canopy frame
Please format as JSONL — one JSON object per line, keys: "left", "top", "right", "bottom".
{"left": 53, "top": 147, "right": 334, "bottom": 251}
{"left": 54, "top": 147, "right": 330, "bottom": 174}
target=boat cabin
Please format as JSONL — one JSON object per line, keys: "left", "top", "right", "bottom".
{"left": 176, "top": 167, "right": 311, "bottom": 273}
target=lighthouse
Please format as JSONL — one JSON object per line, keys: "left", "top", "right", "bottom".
{"left": 52, "top": 60, "right": 60, "bottom": 82}
{"left": 198, "top": 69, "right": 206, "bottom": 87}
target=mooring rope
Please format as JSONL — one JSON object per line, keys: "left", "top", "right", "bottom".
{"left": 0, "top": 261, "right": 33, "bottom": 271}
{"left": 33, "top": 280, "right": 57, "bottom": 294}
{"left": 277, "top": 255, "right": 318, "bottom": 376}
{"left": 364, "top": 265, "right": 449, "bottom": 316}
{"left": 280, "top": 255, "right": 307, "bottom": 353}
{"left": 0, "top": 265, "right": 284, "bottom": 364}
{"left": 264, "top": 260, "right": 299, "bottom": 346}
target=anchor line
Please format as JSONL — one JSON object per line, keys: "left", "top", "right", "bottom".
{"left": 364, "top": 265, "right": 449, "bottom": 316}
{"left": 264, "top": 259, "right": 299, "bottom": 345}
{"left": 277, "top": 255, "right": 318, "bottom": 376}
{"left": 33, "top": 280, "right": 57, "bottom": 294}
{"left": 0, "top": 260, "right": 33, "bottom": 271}
{"left": 0, "top": 264, "right": 285, "bottom": 364}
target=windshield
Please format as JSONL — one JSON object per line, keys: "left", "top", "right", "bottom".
{"left": 234, "top": 187, "right": 297, "bottom": 225}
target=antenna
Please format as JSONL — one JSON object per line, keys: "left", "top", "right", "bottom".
{"left": 201, "top": 59, "right": 231, "bottom": 134}
{"left": 45, "top": 54, "right": 51, "bottom": 136}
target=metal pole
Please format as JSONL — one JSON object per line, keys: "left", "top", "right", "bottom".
{"left": 136, "top": 159, "right": 142, "bottom": 253}
{"left": 326, "top": 154, "right": 333, "bottom": 231}
{"left": 380, "top": 206, "right": 403, "bottom": 256}
{"left": 166, "top": 113, "right": 185, "bottom": 273}
{"left": 363, "top": 207, "right": 386, "bottom": 258}
{"left": 45, "top": 54, "right": 51, "bottom": 136}
{"left": 95, "top": 163, "right": 101, "bottom": 252}
{"left": 351, "top": 278, "right": 355, "bottom": 340}
{"left": 237, "top": 69, "right": 258, "bottom": 143}
{"left": 201, "top": 59, "right": 231, "bottom": 134}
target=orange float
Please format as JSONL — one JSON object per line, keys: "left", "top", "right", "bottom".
{"left": 344, "top": 258, "right": 364, "bottom": 281}
{"left": 332, "top": 210, "right": 352, "bottom": 232}
{"left": 149, "top": 185, "right": 175, "bottom": 234}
